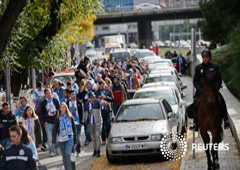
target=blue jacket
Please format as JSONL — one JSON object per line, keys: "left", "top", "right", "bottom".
{"left": 0, "top": 143, "right": 36, "bottom": 170}
{"left": 54, "top": 87, "right": 64, "bottom": 101}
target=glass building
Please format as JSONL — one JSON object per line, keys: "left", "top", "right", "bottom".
{"left": 103, "top": 0, "right": 134, "bottom": 12}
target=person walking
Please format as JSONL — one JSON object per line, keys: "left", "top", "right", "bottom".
{"left": 40, "top": 88, "right": 59, "bottom": 157}
{"left": 0, "top": 125, "right": 36, "bottom": 170}
{"left": 85, "top": 92, "right": 109, "bottom": 157}
{"left": 67, "top": 90, "right": 84, "bottom": 156}
{"left": 0, "top": 103, "right": 17, "bottom": 149}
{"left": 19, "top": 125, "right": 39, "bottom": 161}
{"left": 95, "top": 81, "right": 114, "bottom": 145}
{"left": 112, "top": 76, "right": 127, "bottom": 116}
{"left": 53, "top": 103, "right": 76, "bottom": 170}
{"left": 19, "top": 106, "right": 42, "bottom": 149}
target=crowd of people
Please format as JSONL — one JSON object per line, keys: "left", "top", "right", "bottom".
{"left": 0, "top": 55, "right": 150, "bottom": 170}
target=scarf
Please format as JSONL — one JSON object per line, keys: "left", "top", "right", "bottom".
{"left": 87, "top": 103, "right": 95, "bottom": 124}
{"left": 70, "top": 100, "right": 80, "bottom": 124}
{"left": 59, "top": 114, "right": 73, "bottom": 140}
{"left": 26, "top": 118, "right": 33, "bottom": 138}
{"left": 46, "top": 98, "right": 57, "bottom": 116}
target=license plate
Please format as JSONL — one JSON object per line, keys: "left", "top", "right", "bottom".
{"left": 125, "top": 144, "right": 146, "bottom": 150}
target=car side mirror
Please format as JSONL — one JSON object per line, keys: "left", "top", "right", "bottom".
{"left": 181, "top": 92, "right": 186, "bottom": 99}
{"left": 179, "top": 100, "right": 186, "bottom": 106}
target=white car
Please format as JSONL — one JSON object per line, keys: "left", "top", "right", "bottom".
{"left": 133, "top": 86, "right": 187, "bottom": 134}
{"left": 135, "top": 3, "right": 161, "bottom": 12}
{"left": 52, "top": 72, "right": 75, "bottom": 85}
{"left": 106, "top": 98, "right": 178, "bottom": 163}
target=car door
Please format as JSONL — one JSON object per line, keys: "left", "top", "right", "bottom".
{"left": 162, "top": 99, "right": 178, "bottom": 131}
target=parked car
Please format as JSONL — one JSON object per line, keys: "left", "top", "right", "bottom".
{"left": 106, "top": 98, "right": 178, "bottom": 163}
{"left": 109, "top": 49, "right": 131, "bottom": 63}
{"left": 51, "top": 72, "right": 75, "bottom": 85}
{"left": 135, "top": 3, "right": 161, "bottom": 12}
{"left": 135, "top": 49, "right": 157, "bottom": 60}
{"left": 133, "top": 86, "right": 187, "bottom": 134}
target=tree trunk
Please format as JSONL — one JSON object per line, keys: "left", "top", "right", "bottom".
{"left": 11, "top": 69, "right": 26, "bottom": 97}
{"left": 0, "top": 0, "right": 27, "bottom": 58}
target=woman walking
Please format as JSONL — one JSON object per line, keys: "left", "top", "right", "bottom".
{"left": 53, "top": 103, "right": 76, "bottom": 170}
{"left": 19, "top": 106, "right": 42, "bottom": 149}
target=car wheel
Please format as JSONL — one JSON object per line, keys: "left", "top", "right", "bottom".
{"left": 154, "top": 8, "right": 157, "bottom": 11}
{"left": 137, "top": 9, "right": 142, "bottom": 12}
{"left": 106, "top": 148, "right": 118, "bottom": 164}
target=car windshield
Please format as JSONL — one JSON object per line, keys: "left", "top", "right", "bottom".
{"left": 134, "top": 90, "right": 177, "bottom": 105}
{"left": 110, "top": 52, "right": 131, "bottom": 62}
{"left": 52, "top": 75, "right": 74, "bottom": 85}
{"left": 116, "top": 103, "right": 164, "bottom": 122}
{"left": 153, "top": 60, "right": 172, "bottom": 66}
{"left": 139, "top": 51, "right": 155, "bottom": 58}
{"left": 105, "top": 47, "right": 120, "bottom": 54}
{"left": 146, "top": 76, "right": 176, "bottom": 84}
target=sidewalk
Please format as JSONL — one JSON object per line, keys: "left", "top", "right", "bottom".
{"left": 180, "top": 76, "right": 240, "bottom": 170}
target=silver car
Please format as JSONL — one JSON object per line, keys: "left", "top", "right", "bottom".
{"left": 133, "top": 86, "right": 187, "bottom": 134}
{"left": 106, "top": 98, "right": 178, "bottom": 163}
{"left": 135, "top": 3, "right": 161, "bottom": 12}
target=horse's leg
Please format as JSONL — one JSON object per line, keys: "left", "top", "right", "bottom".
{"left": 211, "top": 129, "right": 222, "bottom": 170}
{"left": 200, "top": 130, "right": 213, "bottom": 170}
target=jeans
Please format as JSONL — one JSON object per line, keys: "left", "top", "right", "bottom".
{"left": 59, "top": 139, "right": 74, "bottom": 170}
{"left": 88, "top": 123, "right": 102, "bottom": 152}
{"left": 113, "top": 103, "right": 122, "bottom": 116}
{"left": 84, "top": 123, "right": 91, "bottom": 142}
{"left": 101, "top": 111, "right": 111, "bottom": 141}
{"left": 0, "top": 138, "right": 10, "bottom": 150}
{"left": 45, "top": 122, "right": 55, "bottom": 153}
{"left": 72, "top": 124, "right": 81, "bottom": 153}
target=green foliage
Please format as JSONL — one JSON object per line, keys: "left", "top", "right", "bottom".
{"left": 0, "top": 0, "right": 102, "bottom": 71}
{"left": 198, "top": 0, "right": 240, "bottom": 44}
{"left": 0, "top": 0, "right": 9, "bottom": 19}
{"left": 212, "top": 23, "right": 240, "bottom": 100}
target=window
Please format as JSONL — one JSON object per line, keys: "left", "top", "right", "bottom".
{"left": 116, "top": 103, "right": 165, "bottom": 122}
{"left": 162, "top": 99, "right": 172, "bottom": 113}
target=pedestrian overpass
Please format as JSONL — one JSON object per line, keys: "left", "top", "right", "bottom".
{"left": 95, "top": 6, "right": 202, "bottom": 48}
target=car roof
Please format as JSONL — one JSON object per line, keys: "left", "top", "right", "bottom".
{"left": 142, "top": 82, "right": 177, "bottom": 88}
{"left": 122, "top": 98, "right": 163, "bottom": 105}
{"left": 135, "top": 86, "right": 172, "bottom": 93}
{"left": 53, "top": 72, "right": 75, "bottom": 76}
{"left": 110, "top": 49, "right": 130, "bottom": 53}
{"left": 148, "top": 72, "right": 173, "bottom": 77}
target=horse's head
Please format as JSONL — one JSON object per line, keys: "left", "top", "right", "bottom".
{"left": 202, "top": 70, "right": 218, "bottom": 104}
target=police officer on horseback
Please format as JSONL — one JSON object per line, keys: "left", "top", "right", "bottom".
{"left": 190, "top": 49, "right": 230, "bottom": 131}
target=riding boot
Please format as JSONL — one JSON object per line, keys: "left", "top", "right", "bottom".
{"left": 190, "top": 108, "right": 198, "bottom": 131}
{"left": 218, "top": 93, "right": 230, "bottom": 129}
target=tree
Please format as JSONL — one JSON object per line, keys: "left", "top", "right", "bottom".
{"left": 0, "top": 0, "right": 27, "bottom": 59}
{"left": 0, "top": 0, "right": 102, "bottom": 96}
{"left": 198, "top": 0, "right": 240, "bottom": 44}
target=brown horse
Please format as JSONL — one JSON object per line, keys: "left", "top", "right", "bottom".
{"left": 197, "top": 70, "right": 223, "bottom": 170}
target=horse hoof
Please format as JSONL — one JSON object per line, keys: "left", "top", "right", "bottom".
{"left": 213, "top": 164, "right": 220, "bottom": 170}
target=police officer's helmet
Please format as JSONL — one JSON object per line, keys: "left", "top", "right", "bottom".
{"left": 201, "top": 49, "right": 212, "bottom": 58}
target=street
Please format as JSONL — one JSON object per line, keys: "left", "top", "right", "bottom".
{"left": 1, "top": 1, "right": 240, "bottom": 170}
{"left": 38, "top": 76, "right": 240, "bottom": 170}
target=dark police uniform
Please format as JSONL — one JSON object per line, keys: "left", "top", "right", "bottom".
{"left": 0, "top": 143, "right": 36, "bottom": 170}
{"left": 193, "top": 62, "right": 222, "bottom": 98}
{"left": 192, "top": 61, "right": 229, "bottom": 130}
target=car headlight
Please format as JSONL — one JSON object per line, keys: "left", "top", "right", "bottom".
{"left": 151, "top": 134, "right": 163, "bottom": 141}
{"left": 111, "top": 137, "right": 122, "bottom": 143}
